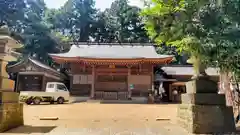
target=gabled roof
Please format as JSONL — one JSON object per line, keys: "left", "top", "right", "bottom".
{"left": 161, "top": 65, "right": 219, "bottom": 76}
{"left": 49, "top": 43, "right": 173, "bottom": 59}
{"left": 29, "top": 58, "right": 60, "bottom": 74}
{"left": 7, "top": 57, "right": 61, "bottom": 75}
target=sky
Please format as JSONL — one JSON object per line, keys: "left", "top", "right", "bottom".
{"left": 44, "top": 0, "right": 143, "bottom": 11}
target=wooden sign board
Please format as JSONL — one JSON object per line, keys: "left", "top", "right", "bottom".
{"left": 109, "top": 65, "right": 115, "bottom": 68}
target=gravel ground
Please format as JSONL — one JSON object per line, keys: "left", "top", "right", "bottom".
{"left": 2, "top": 102, "right": 236, "bottom": 135}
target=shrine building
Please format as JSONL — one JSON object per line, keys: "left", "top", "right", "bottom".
{"left": 49, "top": 43, "right": 174, "bottom": 100}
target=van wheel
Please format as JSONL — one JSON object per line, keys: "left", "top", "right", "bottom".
{"left": 25, "top": 99, "right": 32, "bottom": 105}
{"left": 33, "top": 97, "right": 41, "bottom": 105}
{"left": 57, "top": 97, "right": 64, "bottom": 104}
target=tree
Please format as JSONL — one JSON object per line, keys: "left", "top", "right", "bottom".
{"left": 141, "top": 0, "right": 240, "bottom": 106}
{"left": 0, "top": 0, "right": 26, "bottom": 27}
{"left": 102, "top": 0, "right": 149, "bottom": 42}
{"left": 21, "top": 0, "right": 59, "bottom": 61}
{"left": 0, "top": 0, "right": 187, "bottom": 66}
{"left": 141, "top": 0, "right": 207, "bottom": 76}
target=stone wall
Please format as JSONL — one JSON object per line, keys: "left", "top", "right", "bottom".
{"left": 0, "top": 92, "right": 24, "bottom": 132}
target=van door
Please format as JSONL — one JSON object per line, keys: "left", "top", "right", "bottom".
{"left": 56, "top": 84, "right": 69, "bottom": 100}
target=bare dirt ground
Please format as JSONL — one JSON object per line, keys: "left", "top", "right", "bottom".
{"left": 4, "top": 102, "right": 240, "bottom": 135}
{"left": 4, "top": 103, "right": 190, "bottom": 135}
{"left": 23, "top": 103, "right": 178, "bottom": 128}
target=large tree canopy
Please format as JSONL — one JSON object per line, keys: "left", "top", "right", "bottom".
{"left": 141, "top": 0, "right": 240, "bottom": 73}
{"left": 0, "top": 0, "right": 188, "bottom": 65}
{"left": 141, "top": 0, "right": 240, "bottom": 106}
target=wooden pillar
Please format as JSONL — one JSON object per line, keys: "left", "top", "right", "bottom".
{"left": 151, "top": 65, "right": 154, "bottom": 91}
{"left": 169, "top": 84, "right": 172, "bottom": 101}
{"left": 90, "top": 65, "right": 95, "bottom": 98}
{"left": 15, "top": 73, "right": 19, "bottom": 92}
{"left": 69, "top": 74, "right": 73, "bottom": 93}
{"left": 41, "top": 75, "right": 46, "bottom": 91}
{"left": 127, "top": 65, "right": 131, "bottom": 99}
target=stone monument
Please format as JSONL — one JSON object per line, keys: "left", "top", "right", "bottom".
{"left": 177, "top": 56, "right": 236, "bottom": 134}
{"left": 0, "top": 26, "right": 23, "bottom": 132}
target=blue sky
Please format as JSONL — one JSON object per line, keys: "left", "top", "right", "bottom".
{"left": 44, "top": 0, "right": 143, "bottom": 11}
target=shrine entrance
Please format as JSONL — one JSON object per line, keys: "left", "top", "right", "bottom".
{"left": 95, "top": 65, "right": 128, "bottom": 100}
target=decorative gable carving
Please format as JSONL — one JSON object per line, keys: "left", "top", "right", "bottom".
{"left": 25, "top": 65, "right": 37, "bottom": 71}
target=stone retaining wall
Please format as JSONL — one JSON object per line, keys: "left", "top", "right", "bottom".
{"left": 0, "top": 92, "right": 23, "bottom": 132}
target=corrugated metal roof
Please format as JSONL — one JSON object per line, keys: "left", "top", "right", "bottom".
{"left": 161, "top": 66, "right": 219, "bottom": 76}
{"left": 49, "top": 44, "right": 173, "bottom": 59}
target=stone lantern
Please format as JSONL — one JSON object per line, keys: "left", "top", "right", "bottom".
{"left": 0, "top": 26, "right": 23, "bottom": 132}
{"left": 177, "top": 56, "right": 236, "bottom": 134}
{"left": 0, "top": 26, "right": 22, "bottom": 90}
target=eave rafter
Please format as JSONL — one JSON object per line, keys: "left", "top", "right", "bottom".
{"left": 51, "top": 56, "right": 173, "bottom": 65}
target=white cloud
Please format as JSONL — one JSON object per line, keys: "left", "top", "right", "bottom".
{"left": 129, "top": 0, "right": 144, "bottom": 8}
{"left": 44, "top": 0, "right": 67, "bottom": 9}
{"left": 45, "top": 0, "right": 145, "bottom": 10}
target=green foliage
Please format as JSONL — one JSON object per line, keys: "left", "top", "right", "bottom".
{"left": 0, "top": 0, "right": 188, "bottom": 65}
{"left": 141, "top": 0, "right": 205, "bottom": 57}
{"left": 0, "top": 0, "right": 61, "bottom": 63}
{"left": 47, "top": 0, "right": 150, "bottom": 43}
{"left": 156, "top": 43, "right": 189, "bottom": 64}
{"left": 102, "top": 0, "right": 149, "bottom": 42}
{"left": 141, "top": 0, "right": 240, "bottom": 77}
{"left": 0, "top": 0, "right": 26, "bottom": 27}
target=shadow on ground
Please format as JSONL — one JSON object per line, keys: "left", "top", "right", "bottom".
{"left": 5, "top": 125, "right": 56, "bottom": 134}
{"left": 99, "top": 100, "right": 179, "bottom": 105}
{"left": 99, "top": 101, "right": 147, "bottom": 104}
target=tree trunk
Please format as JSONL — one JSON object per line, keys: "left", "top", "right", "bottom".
{"left": 219, "top": 72, "right": 234, "bottom": 106}
{"left": 188, "top": 55, "right": 207, "bottom": 79}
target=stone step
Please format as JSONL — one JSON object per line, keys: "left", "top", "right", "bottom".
{"left": 181, "top": 93, "right": 226, "bottom": 105}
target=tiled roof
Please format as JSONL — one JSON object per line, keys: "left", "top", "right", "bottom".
{"left": 28, "top": 58, "right": 60, "bottom": 74}
{"left": 161, "top": 66, "right": 219, "bottom": 76}
{"left": 7, "top": 57, "right": 60, "bottom": 74}
{"left": 49, "top": 44, "right": 173, "bottom": 59}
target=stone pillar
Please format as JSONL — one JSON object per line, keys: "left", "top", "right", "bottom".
{"left": 177, "top": 76, "right": 236, "bottom": 134}
{"left": 90, "top": 65, "right": 95, "bottom": 99}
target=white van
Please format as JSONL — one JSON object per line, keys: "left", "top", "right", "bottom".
{"left": 19, "top": 82, "right": 70, "bottom": 105}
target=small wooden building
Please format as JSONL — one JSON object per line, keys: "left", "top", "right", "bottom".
{"left": 160, "top": 65, "right": 219, "bottom": 102}
{"left": 50, "top": 43, "right": 173, "bottom": 100}
{"left": 7, "top": 57, "right": 66, "bottom": 92}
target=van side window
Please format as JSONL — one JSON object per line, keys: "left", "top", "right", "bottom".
{"left": 47, "top": 84, "right": 54, "bottom": 88}
{"left": 57, "top": 84, "right": 67, "bottom": 91}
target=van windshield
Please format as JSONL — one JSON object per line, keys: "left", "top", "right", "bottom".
{"left": 57, "top": 84, "right": 67, "bottom": 91}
